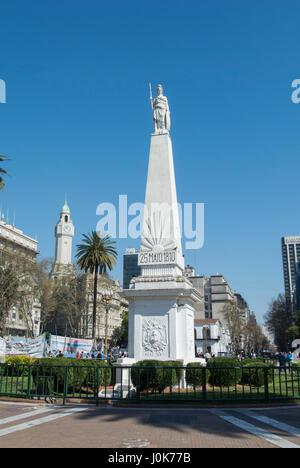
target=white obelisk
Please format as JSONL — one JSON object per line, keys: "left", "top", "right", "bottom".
{"left": 122, "top": 84, "right": 202, "bottom": 364}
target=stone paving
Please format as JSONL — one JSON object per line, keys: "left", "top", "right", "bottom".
{"left": 0, "top": 402, "right": 300, "bottom": 448}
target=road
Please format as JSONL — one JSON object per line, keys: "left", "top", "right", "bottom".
{"left": 0, "top": 402, "right": 300, "bottom": 449}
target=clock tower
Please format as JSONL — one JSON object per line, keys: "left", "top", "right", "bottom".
{"left": 51, "top": 200, "right": 75, "bottom": 278}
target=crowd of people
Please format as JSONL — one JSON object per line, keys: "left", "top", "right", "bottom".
{"left": 196, "top": 350, "right": 297, "bottom": 365}
{"left": 47, "top": 349, "right": 128, "bottom": 360}
{"left": 196, "top": 351, "right": 260, "bottom": 362}
{"left": 277, "top": 351, "right": 294, "bottom": 367}
{"left": 50, "top": 349, "right": 297, "bottom": 365}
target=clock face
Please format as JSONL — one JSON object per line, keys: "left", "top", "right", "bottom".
{"left": 64, "top": 225, "right": 71, "bottom": 233}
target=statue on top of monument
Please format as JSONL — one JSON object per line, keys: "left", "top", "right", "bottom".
{"left": 149, "top": 83, "right": 171, "bottom": 135}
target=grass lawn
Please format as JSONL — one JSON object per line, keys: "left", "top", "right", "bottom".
{"left": 135, "top": 372, "right": 300, "bottom": 402}
{"left": 0, "top": 374, "right": 102, "bottom": 400}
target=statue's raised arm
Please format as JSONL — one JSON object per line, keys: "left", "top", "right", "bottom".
{"left": 150, "top": 84, "right": 171, "bottom": 135}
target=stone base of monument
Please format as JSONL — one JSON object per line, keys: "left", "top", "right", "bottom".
{"left": 124, "top": 275, "right": 202, "bottom": 363}
{"left": 106, "top": 359, "right": 135, "bottom": 399}
{"left": 97, "top": 358, "right": 136, "bottom": 399}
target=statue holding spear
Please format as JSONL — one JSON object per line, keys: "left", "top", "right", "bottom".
{"left": 149, "top": 82, "right": 171, "bottom": 135}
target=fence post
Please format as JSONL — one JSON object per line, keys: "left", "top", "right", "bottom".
{"left": 136, "top": 367, "right": 141, "bottom": 400}
{"left": 264, "top": 367, "right": 269, "bottom": 402}
{"left": 27, "top": 365, "right": 32, "bottom": 400}
{"left": 202, "top": 367, "right": 207, "bottom": 402}
{"left": 63, "top": 366, "right": 68, "bottom": 406}
{"left": 95, "top": 366, "right": 99, "bottom": 407}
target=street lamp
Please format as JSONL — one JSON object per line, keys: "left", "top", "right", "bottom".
{"left": 101, "top": 289, "right": 113, "bottom": 359}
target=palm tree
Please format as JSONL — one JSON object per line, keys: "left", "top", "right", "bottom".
{"left": 76, "top": 232, "right": 117, "bottom": 340}
{"left": 0, "top": 154, "right": 9, "bottom": 191}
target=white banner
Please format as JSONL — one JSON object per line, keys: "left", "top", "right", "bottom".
{"left": 49, "top": 335, "right": 93, "bottom": 357}
{"left": 0, "top": 338, "right": 6, "bottom": 363}
{"left": 4, "top": 334, "right": 46, "bottom": 358}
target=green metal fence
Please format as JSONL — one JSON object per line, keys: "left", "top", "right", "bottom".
{"left": 0, "top": 363, "right": 300, "bottom": 404}
{"left": 0, "top": 363, "right": 113, "bottom": 404}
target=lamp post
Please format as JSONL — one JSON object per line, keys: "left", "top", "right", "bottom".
{"left": 101, "top": 289, "right": 113, "bottom": 359}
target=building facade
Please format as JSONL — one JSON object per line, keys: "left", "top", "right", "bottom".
{"left": 194, "top": 319, "right": 231, "bottom": 356}
{"left": 295, "top": 262, "right": 300, "bottom": 312}
{"left": 80, "top": 275, "right": 128, "bottom": 346}
{"left": 281, "top": 236, "right": 300, "bottom": 304}
{"left": 187, "top": 273, "right": 236, "bottom": 321}
{"left": 123, "top": 248, "right": 141, "bottom": 290}
{"left": 184, "top": 267, "right": 251, "bottom": 355}
{"left": 0, "top": 219, "right": 41, "bottom": 337}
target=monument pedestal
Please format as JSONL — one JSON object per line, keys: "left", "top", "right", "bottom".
{"left": 123, "top": 276, "right": 202, "bottom": 363}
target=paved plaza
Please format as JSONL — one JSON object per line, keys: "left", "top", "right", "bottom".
{"left": 0, "top": 402, "right": 300, "bottom": 448}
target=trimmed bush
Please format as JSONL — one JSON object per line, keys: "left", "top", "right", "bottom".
{"left": 240, "top": 361, "right": 272, "bottom": 387}
{"left": 186, "top": 363, "right": 208, "bottom": 390}
{"left": 241, "top": 357, "right": 265, "bottom": 366}
{"left": 4, "top": 356, "right": 36, "bottom": 376}
{"left": 167, "top": 360, "right": 184, "bottom": 382}
{"left": 207, "top": 357, "right": 242, "bottom": 387}
{"left": 131, "top": 360, "right": 178, "bottom": 393}
{"left": 5, "top": 355, "right": 36, "bottom": 365}
{"left": 31, "top": 358, "right": 111, "bottom": 395}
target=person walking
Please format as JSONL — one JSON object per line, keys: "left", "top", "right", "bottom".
{"left": 287, "top": 351, "right": 293, "bottom": 370}
{"left": 278, "top": 352, "right": 286, "bottom": 367}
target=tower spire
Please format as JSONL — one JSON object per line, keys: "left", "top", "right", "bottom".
{"left": 61, "top": 195, "right": 70, "bottom": 214}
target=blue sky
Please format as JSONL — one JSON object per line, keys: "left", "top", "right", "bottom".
{"left": 0, "top": 0, "right": 300, "bottom": 324}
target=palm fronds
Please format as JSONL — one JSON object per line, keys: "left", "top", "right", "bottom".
{"left": 0, "top": 154, "right": 10, "bottom": 191}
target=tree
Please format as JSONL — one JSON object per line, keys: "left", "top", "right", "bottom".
{"left": 111, "top": 311, "right": 128, "bottom": 348}
{"left": 264, "top": 294, "right": 293, "bottom": 352}
{"left": 243, "top": 319, "right": 271, "bottom": 354}
{"left": 36, "top": 259, "right": 57, "bottom": 333}
{"left": 47, "top": 274, "right": 87, "bottom": 337}
{"left": 16, "top": 257, "right": 50, "bottom": 338}
{"left": 286, "top": 310, "right": 300, "bottom": 341}
{"left": 222, "top": 300, "right": 246, "bottom": 354}
{"left": 75, "top": 232, "right": 117, "bottom": 340}
{"left": 0, "top": 250, "right": 57, "bottom": 338}
{"left": 0, "top": 264, "right": 19, "bottom": 336}
{"left": 0, "top": 154, "right": 9, "bottom": 190}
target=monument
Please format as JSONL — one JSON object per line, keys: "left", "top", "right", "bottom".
{"left": 121, "top": 84, "right": 202, "bottom": 366}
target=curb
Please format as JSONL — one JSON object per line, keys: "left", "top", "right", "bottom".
{"left": 112, "top": 401, "right": 300, "bottom": 409}
{"left": 1, "top": 396, "right": 300, "bottom": 409}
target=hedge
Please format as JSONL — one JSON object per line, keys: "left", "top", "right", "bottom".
{"left": 186, "top": 363, "right": 208, "bottom": 390}
{"left": 5, "top": 355, "right": 36, "bottom": 365}
{"left": 167, "top": 360, "right": 184, "bottom": 381}
{"left": 207, "top": 357, "right": 242, "bottom": 387}
{"left": 2, "top": 356, "right": 37, "bottom": 376}
{"left": 239, "top": 361, "right": 272, "bottom": 388}
{"left": 31, "top": 358, "right": 111, "bottom": 395}
{"left": 131, "top": 360, "right": 178, "bottom": 393}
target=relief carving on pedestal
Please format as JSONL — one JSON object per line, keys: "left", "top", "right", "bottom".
{"left": 142, "top": 319, "right": 168, "bottom": 357}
